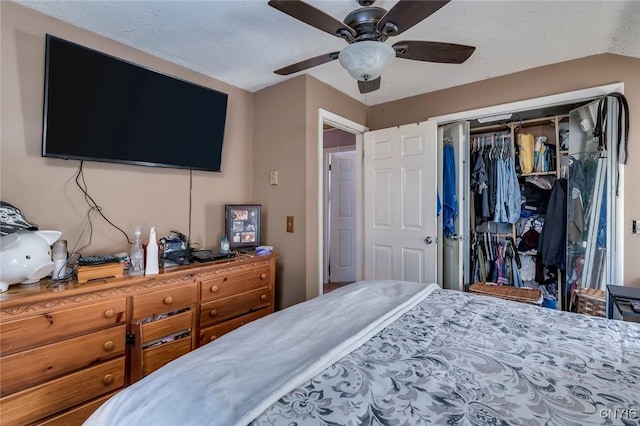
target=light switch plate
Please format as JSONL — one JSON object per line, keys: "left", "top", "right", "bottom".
{"left": 269, "top": 170, "right": 278, "bottom": 185}
{"left": 286, "top": 216, "right": 294, "bottom": 233}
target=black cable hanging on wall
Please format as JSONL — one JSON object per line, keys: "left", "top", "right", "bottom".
{"left": 74, "top": 160, "right": 132, "bottom": 251}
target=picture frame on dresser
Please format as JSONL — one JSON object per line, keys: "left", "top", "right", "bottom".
{"left": 225, "top": 204, "right": 261, "bottom": 250}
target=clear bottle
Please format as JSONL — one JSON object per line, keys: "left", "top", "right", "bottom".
{"left": 221, "top": 235, "right": 230, "bottom": 253}
{"left": 129, "top": 226, "right": 145, "bottom": 276}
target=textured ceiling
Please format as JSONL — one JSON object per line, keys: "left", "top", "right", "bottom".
{"left": 14, "top": 0, "right": 640, "bottom": 106}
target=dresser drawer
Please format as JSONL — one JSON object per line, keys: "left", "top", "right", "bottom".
{"left": 131, "top": 282, "right": 197, "bottom": 320}
{"left": 199, "top": 308, "right": 269, "bottom": 346}
{"left": 37, "top": 391, "right": 117, "bottom": 426}
{"left": 0, "top": 298, "right": 126, "bottom": 355}
{"left": 142, "top": 336, "right": 191, "bottom": 377}
{"left": 0, "top": 325, "right": 125, "bottom": 396}
{"left": 139, "top": 309, "right": 193, "bottom": 344}
{"left": 200, "top": 266, "right": 270, "bottom": 302}
{"left": 200, "top": 286, "right": 271, "bottom": 327}
{"left": 0, "top": 356, "right": 124, "bottom": 426}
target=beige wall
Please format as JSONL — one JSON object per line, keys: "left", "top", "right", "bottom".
{"left": 305, "top": 76, "right": 367, "bottom": 300}
{"left": 1, "top": 2, "right": 254, "bottom": 255}
{"left": 324, "top": 128, "right": 356, "bottom": 149}
{"left": 253, "top": 76, "right": 308, "bottom": 308}
{"left": 253, "top": 75, "right": 366, "bottom": 308}
{"left": 3, "top": 2, "right": 638, "bottom": 305}
{"left": 371, "top": 54, "right": 640, "bottom": 287}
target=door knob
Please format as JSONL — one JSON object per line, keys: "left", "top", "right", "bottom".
{"left": 424, "top": 236, "right": 433, "bottom": 245}
{"left": 449, "top": 234, "right": 459, "bottom": 241}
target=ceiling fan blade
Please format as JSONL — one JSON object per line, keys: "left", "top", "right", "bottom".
{"left": 393, "top": 40, "right": 475, "bottom": 64}
{"left": 377, "top": 1, "right": 450, "bottom": 36}
{"left": 268, "top": 0, "right": 356, "bottom": 39}
{"left": 274, "top": 52, "right": 340, "bottom": 75}
{"left": 358, "top": 77, "right": 381, "bottom": 94}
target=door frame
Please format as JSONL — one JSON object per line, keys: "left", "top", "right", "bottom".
{"left": 430, "top": 82, "right": 625, "bottom": 286}
{"left": 317, "top": 109, "right": 368, "bottom": 297}
{"left": 438, "top": 122, "right": 469, "bottom": 291}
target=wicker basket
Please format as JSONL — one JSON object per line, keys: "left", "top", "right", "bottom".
{"left": 574, "top": 288, "right": 606, "bottom": 317}
{"left": 469, "top": 282, "right": 542, "bottom": 304}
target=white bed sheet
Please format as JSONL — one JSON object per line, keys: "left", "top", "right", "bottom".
{"left": 85, "top": 280, "right": 437, "bottom": 426}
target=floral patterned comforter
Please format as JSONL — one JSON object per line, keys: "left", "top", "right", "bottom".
{"left": 251, "top": 289, "right": 640, "bottom": 426}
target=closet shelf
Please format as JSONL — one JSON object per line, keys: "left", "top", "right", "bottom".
{"left": 477, "top": 231, "right": 513, "bottom": 237}
{"left": 520, "top": 171, "right": 556, "bottom": 177}
{"left": 512, "top": 116, "right": 558, "bottom": 128}
{"left": 471, "top": 124, "right": 510, "bottom": 134}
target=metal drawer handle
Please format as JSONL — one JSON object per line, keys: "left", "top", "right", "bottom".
{"left": 209, "top": 309, "right": 218, "bottom": 317}
{"left": 102, "top": 374, "right": 114, "bottom": 385}
{"left": 103, "top": 309, "right": 115, "bottom": 319}
{"left": 209, "top": 335, "right": 217, "bottom": 342}
{"left": 260, "top": 273, "right": 267, "bottom": 280}
{"left": 260, "top": 294, "right": 268, "bottom": 301}
{"left": 163, "top": 296, "right": 174, "bottom": 305}
{"left": 103, "top": 340, "right": 115, "bottom": 351}
{"left": 209, "top": 285, "right": 219, "bottom": 293}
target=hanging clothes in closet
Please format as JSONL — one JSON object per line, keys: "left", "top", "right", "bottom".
{"left": 470, "top": 133, "right": 520, "bottom": 226}
{"left": 494, "top": 156, "right": 520, "bottom": 224}
{"left": 471, "top": 145, "right": 489, "bottom": 221}
{"left": 471, "top": 231, "right": 522, "bottom": 287}
{"left": 469, "top": 132, "right": 523, "bottom": 287}
{"left": 538, "top": 178, "right": 567, "bottom": 269}
{"left": 443, "top": 140, "right": 457, "bottom": 238}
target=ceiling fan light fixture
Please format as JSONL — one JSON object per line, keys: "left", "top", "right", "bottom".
{"left": 338, "top": 41, "right": 395, "bottom": 82}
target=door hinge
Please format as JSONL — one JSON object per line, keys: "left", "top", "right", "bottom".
{"left": 126, "top": 332, "right": 136, "bottom": 347}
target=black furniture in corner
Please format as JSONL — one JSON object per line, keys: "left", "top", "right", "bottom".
{"left": 606, "top": 284, "right": 640, "bottom": 323}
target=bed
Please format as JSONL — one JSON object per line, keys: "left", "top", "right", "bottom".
{"left": 85, "top": 280, "right": 640, "bottom": 425}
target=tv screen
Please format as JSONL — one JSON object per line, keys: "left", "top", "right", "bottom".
{"left": 42, "top": 34, "right": 228, "bottom": 172}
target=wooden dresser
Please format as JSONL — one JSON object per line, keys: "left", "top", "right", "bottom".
{"left": 0, "top": 254, "right": 276, "bottom": 425}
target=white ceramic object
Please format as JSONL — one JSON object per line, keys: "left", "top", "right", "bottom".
{"left": 0, "top": 230, "right": 62, "bottom": 292}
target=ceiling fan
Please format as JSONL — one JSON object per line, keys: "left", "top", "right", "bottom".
{"left": 268, "top": 0, "right": 476, "bottom": 94}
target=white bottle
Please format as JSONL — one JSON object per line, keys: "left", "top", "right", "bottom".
{"left": 145, "top": 226, "right": 159, "bottom": 275}
{"left": 129, "top": 226, "right": 145, "bottom": 276}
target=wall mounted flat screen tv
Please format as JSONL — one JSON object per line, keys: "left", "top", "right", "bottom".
{"left": 42, "top": 34, "right": 228, "bottom": 172}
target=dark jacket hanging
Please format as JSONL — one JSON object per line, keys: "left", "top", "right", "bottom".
{"left": 538, "top": 178, "right": 567, "bottom": 269}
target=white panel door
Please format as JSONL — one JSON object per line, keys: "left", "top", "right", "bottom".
{"left": 439, "top": 123, "right": 467, "bottom": 292}
{"left": 329, "top": 151, "right": 357, "bottom": 282}
{"left": 364, "top": 120, "right": 438, "bottom": 283}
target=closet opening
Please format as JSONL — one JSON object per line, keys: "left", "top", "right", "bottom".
{"left": 435, "top": 84, "right": 625, "bottom": 313}
{"left": 322, "top": 126, "right": 357, "bottom": 294}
